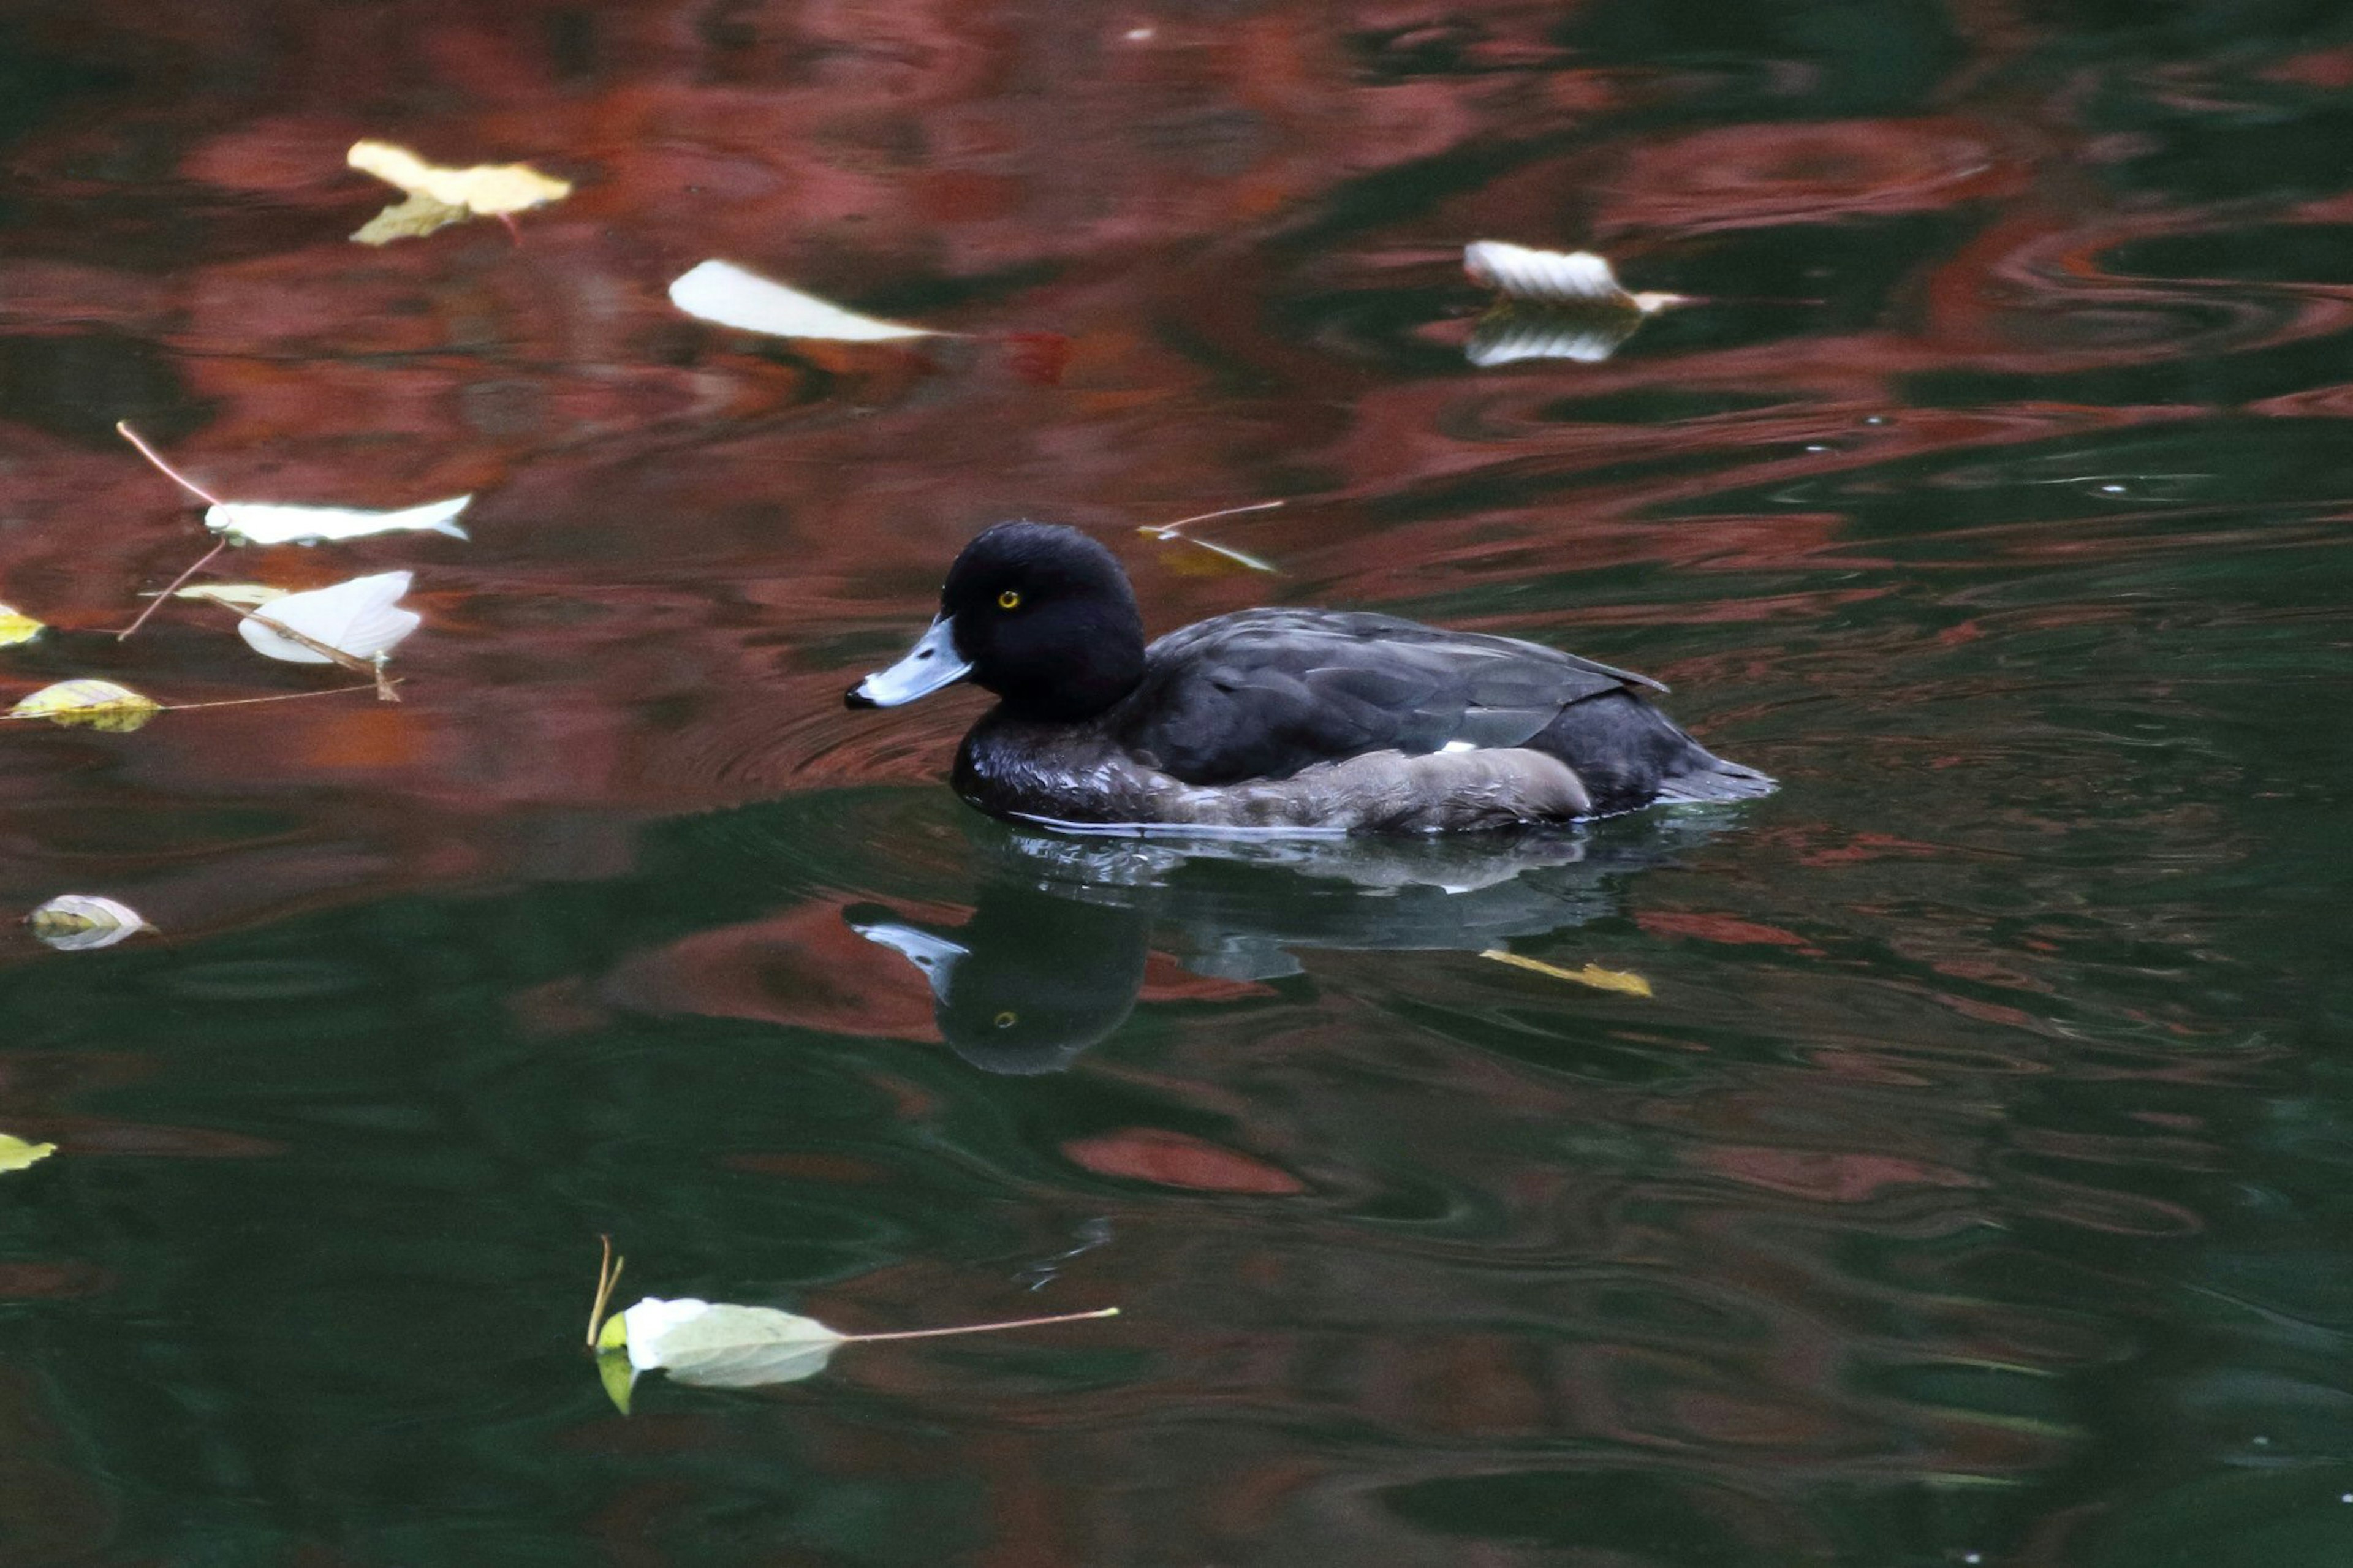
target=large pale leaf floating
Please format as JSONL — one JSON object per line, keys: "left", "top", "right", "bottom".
{"left": 1461, "top": 241, "right": 1688, "bottom": 368}
{"left": 10, "top": 680, "right": 162, "bottom": 733}
{"left": 669, "top": 260, "right": 937, "bottom": 342}
{"left": 167, "top": 583, "right": 289, "bottom": 610}
{"left": 580, "top": 1240, "right": 1118, "bottom": 1409}
{"left": 0, "top": 604, "right": 44, "bottom": 648}
{"left": 597, "top": 1296, "right": 1120, "bottom": 1395}
{"left": 27, "top": 893, "right": 153, "bottom": 952}
{"left": 207, "top": 497, "right": 471, "bottom": 547}
{"left": 238, "top": 572, "right": 420, "bottom": 665}
{"left": 0, "top": 1135, "right": 57, "bottom": 1173}
{"left": 348, "top": 139, "right": 572, "bottom": 244}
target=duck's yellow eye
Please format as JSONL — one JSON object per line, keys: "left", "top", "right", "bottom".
{"left": 996, "top": 589, "right": 1022, "bottom": 610}
{"left": 993, "top": 1009, "right": 1018, "bottom": 1028}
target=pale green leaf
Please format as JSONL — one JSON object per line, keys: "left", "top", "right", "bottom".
{"left": 0, "top": 1134, "right": 56, "bottom": 1173}
{"left": 28, "top": 893, "right": 153, "bottom": 952}
{"left": 10, "top": 680, "right": 162, "bottom": 733}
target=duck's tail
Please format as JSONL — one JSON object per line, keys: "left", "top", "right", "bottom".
{"left": 1653, "top": 749, "right": 1778, "bottom": 803}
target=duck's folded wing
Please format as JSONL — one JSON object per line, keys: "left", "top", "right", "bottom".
{"left": 1126, "top": 610, "right": 1659, "bottom": 786}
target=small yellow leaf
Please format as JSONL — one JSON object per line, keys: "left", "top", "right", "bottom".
{"left": 347, "top": 140, "right": 570, "bottom": 244}
{"left": 1480, "top": 949, "right": 1653, "bottom": 998}
{"left": 0, "top": 1135, "right": 56, "bottom": 1173}
{"left": 10, "top": 679, "right": 162, "bottom": 733}
{"left": 0, "top": 604, "right": 44, "bottom": 647}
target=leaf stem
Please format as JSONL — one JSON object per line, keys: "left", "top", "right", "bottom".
{"left": 115, "top": 422, "right": 227, "bottom": 507}
{"left": 117, "top": 538, "right": 229, "bottom": 641}
{"left": 1137, "top": 498, "right": 1283, "bottom": 539}
{"left": 586, "top": 1235, "right": 626, "bottom": 1349}
{"left": 841, "top": 1305, "right": 1120, "bottom": 1344}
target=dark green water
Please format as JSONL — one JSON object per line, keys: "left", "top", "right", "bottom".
{"left": 2, "top": 2, "right": 2352, "bottom": 1564}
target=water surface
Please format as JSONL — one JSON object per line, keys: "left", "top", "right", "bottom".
{"left": 2, "top": 2, "right": 2351, "bottom": 1564}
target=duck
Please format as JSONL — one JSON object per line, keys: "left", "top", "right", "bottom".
{"left": 844, "top": 521, "right": 1773, "bottom": 832}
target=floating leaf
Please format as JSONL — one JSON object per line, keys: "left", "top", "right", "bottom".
{"left": 1463, "top": 241, "right": 1684, "bottom": 312}
{"left": 169, "top": 583, "right": 289, "bottom": 610}
{"left": 611, "top": 1298, "right": 846, "bottom": 1389}
{"left": 1460, "top": 243, "right": 1686, "bottom": 368}
{"left": 1481, "top": 949, "right": 1653, "bottom": 998}
{"left": 238, "top": 572, "right": 419, "bottom": 665}
{"left": 347, "top": 140, "right": 570, "bottom": 244}
{"left": 207, "top": 496, "right": 471, "bottom": 547}
{"left": 668, "top": 260, "right": 936, "bottom": 342}
{"left": 0, "top": 604, "right": 44, "bottom": 648}
{"left": 0, "top": 1135, "right": 56, "bottom": 1173}
{"left": 596, "top": 1291, "right": 1120, "bottom": 1399}
{"left": 10, "top": 680, "right": 162, "bottom": 733}
{"left": 27, "top": 893, "right": 153, "bottom": 952}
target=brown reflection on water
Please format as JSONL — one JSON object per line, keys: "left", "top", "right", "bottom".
{"left": 1, "top": 2, "right": 2350, "bottom": 1564}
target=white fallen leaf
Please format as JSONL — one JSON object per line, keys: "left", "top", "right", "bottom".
{"left": 1464, "top": 241, "right": 1684, "bottom": 314}
{"left": 238, "top": 571, "right": 420, "bottom": 664}
{"left": 615, "top": 1298, "right": 844, "bottom": 1389}
{"left": 0, "top": 1134, "right": 57, "bottom": 1172}
{"left": 668, "top": 260, "right": 936, "bottom": 342}
{"left": 347, "top": 140, "right": 571, "bottom": 244}
{"left": 10, "top": 679, "right": 162, "bottom": 732}
{"left": 28, "top": 894, "right": 153, "bottom": 952}
{"left": 167, "top": 583, "right": 289, "bottom": 609}
{"left": 594, "top": 1292, "right": 1119, "bottom": 1399}
{"left": 0, "top": 604, "right": 44, "bottom": 647}
{"left": 206, "top": 496, "right": 471, "bottom": 547}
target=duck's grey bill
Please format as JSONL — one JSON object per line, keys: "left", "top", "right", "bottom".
{"left": 846, "top": 616, "right": 971, "bottom": 708}
{"left": 847, "top": 917, "right": 967, "bottom": 1001}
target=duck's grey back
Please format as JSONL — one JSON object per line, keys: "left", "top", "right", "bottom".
{"left": 1115, "top": 608, "right": 1661, "bottom": 787}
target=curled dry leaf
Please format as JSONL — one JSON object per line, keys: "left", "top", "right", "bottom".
{"left": 10, "top": 680, "right": 163, "bottom": 733}
{"left": 208, "top": 496, "right": 472, "bottom": 546}
{"left": 0, "top": 1135, "right": 58, "bottom": 1173}
{"left": 348, "top": 140, "right": 570, "bottom": 244}
{"left": 1461, "top": 243, "right": 1686, "bottom": 368}
{"left": 1480, "top": 949, "right": 1653, "bottom": 998}
{"left": 238, "top": 572, "right": 419, "bottom": 664}
{"left": 669, "top": 260, "right": 935, "bottom": 342}
{"left": 0, "top": 604, "right": 44, "bottom": 648}
{"left": 28, "top": 894, "right": 153, "bottom": 952}
{"left": 1463, "top": 241, "right": 1684, "bottom": 313}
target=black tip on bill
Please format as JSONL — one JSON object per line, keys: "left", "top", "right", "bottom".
{"left": 844, "top": 684, "right": 878, "bottom": 710}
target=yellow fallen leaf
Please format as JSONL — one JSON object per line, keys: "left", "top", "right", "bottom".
{"left": 0, "top": 1134, "right": 56, "bottom": 1173}
{"left": 10, "top": 679, "right": 162, "bottom": 733}
{"left": 0, "top": 604, "right": 44, "bottom": 647}
{"left": 347, "top": 140, "right": 570, "bottom": 244}
{"left": 1480, "top": 949, "right": 1653, "bottom": 998}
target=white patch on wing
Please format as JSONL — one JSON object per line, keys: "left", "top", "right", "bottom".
{"left": 1441, "top": 740, "right": 1480, "bottom": 754}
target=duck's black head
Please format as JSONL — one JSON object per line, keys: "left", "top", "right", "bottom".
{"left": 847, "top": 521, "right": 1146, "bottom": 722}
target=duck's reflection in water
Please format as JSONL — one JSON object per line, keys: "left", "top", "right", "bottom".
{"left": 850, "top": 809, "right": 1738, "bottom": 1072}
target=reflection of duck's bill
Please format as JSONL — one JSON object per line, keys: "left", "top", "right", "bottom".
{"left": 846, "top": 616, "right": 972, "bottom": 708}
{"left": 845, "top": 911, "right": 967, "bottom": 1000}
